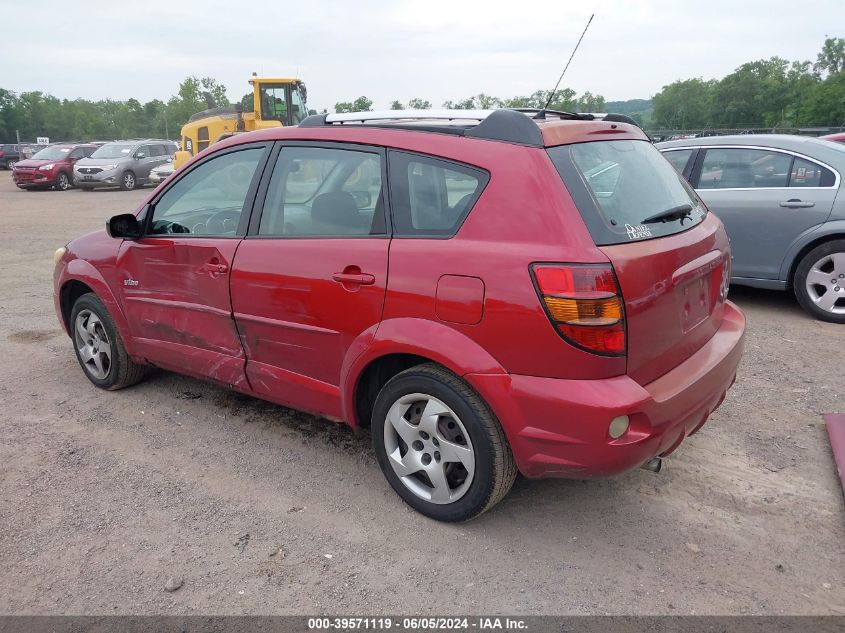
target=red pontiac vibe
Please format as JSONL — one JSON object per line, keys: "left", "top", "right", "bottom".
{"left": 53, "top": 109, "right": 745, "bottom": 521}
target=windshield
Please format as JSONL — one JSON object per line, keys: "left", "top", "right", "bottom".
{"left": 32, "top": 146, "right": 72, "bottom": 160}
{"left": 91, "top": 143, "right": 134, "bottom": 159}
{"left": 548, "top": 140, "right": 706, "bottom": 245}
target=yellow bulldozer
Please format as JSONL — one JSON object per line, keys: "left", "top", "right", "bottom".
{"left": 173, "top": 74, "right": 308, "bottom": 169}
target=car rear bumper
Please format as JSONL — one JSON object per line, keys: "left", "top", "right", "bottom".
{"left": 466, "top": 300, "right": 745, "bottom": 478}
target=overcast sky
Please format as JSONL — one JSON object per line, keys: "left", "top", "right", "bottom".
{"left": 2, "top": 0, "right": 840, "bottom": 111}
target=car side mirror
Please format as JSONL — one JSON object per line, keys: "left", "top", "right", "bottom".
{"left": 135, "top": 152, "right": 146, "bottom": 159}
{"left": 107, "top": 213, "right": 142, "bottom": 239}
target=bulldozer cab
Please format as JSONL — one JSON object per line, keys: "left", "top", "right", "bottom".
{"left": 173, "top": 76, "right": 307, "bottom": 170}
{"left": 245, "top": 78, "right": 308, "bottom": 127}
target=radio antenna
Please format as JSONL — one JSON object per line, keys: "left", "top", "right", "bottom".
{"left": 543, "top": 13, "right": 595, "bottom": 111}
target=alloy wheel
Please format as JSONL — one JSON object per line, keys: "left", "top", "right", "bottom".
{"left": 57, "top": 173, "right": 69, "bottom": 190}
{"left": 73, "top": 309, "right": 112, "bottom": 380}
{"left": 804, "top": 252, "right": 845, "bottom": 315}
{"left": 123, "top": 173, "right": 135, "bottom": 189}
{"left": 383, "top": 393, "right": 475, "bottom": 504}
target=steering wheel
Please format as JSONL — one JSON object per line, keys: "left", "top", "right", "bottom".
{"left": 204, "top": 208, "right": 242, "bottom": 235}
{"left": 151, "top": 220, "right": 190, "bottom": 235}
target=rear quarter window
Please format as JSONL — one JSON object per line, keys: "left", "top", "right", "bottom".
{"left": 548, "top": 140, "right": 706, "bottom": 246}
{"left": 388, "top": 151, "right": 489, "bottom": 237}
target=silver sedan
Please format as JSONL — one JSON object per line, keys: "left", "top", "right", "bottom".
{"left": 657, "top": 135, "right": 845, "bottom": 323}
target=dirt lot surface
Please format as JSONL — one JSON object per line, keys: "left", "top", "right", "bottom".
{"left": 0, "top": 175, "right": 843, "bottom": 616}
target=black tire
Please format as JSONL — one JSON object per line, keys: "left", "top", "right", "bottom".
{"left": 793, "top": 239, "right": 845, "bottom": 324}
{"left": 55, "top": 172, "right": 71, "bottom": 191}
{"left": 119, "top": 170, "right": 136, "bottom": 191}
{"left": 371, "top": 363, "right": 517, "bottom": 522}
{"left": 70, "top": 293, "right": 147, "bottom": 390}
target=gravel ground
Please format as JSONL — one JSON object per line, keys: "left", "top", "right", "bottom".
{"left": 0, "top": 175, "right": 843, "bottom": 615}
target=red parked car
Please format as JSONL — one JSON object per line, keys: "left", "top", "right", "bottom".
{"left": 13, "top": 143, "right": 100, "bottom": 191}
{"left": 53, "top": 109, "right": 745, "bottom": 521}
{"left": 821, "top": 132, "right": 845, "bottom": 144}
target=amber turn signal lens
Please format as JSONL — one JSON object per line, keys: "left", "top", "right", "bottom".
{"left": 543, "top": 296, "right": 622, "bottom": 325}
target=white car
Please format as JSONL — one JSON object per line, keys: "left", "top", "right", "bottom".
{"left": 148, "top": 160, "right": 175, "bottom": 185}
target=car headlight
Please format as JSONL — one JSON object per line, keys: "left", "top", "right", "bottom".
{"left": 53, "top": 247, "right": 66, "bottom": 266}
{"left": 39, "top": 163, "right": 55, "bottom": 171}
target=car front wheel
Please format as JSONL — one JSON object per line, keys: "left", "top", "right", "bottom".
{"left": 55, "top": 172, "right": 70, "bottom": 191}
{"left": 120, "top": 171, "right": 136, "bottom": 191}
{"left": 70, "top": 293, "right": 147, "bottom": 389}
{"left": 794, "top": 239, "right": 845, "bottom": 323}
{"left": 371, "top": 363, "right": 517, "bottom": 522}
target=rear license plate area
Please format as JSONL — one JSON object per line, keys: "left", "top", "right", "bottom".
{"left": 676, "top": 275, "right": 711, "bottom": 333}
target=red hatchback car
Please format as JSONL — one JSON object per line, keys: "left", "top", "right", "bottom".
{"left": 53, "top": 109, "right": 745, "bottom": 521}
{"left": 13, "top": 143, "right": 100, "bottom": 190}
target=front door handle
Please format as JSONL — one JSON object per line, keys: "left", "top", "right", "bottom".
{"left": 779, "top": 199, "right": 815, "bottom": 208}
{"left": 332, "top": 271, "right": 375, "bottom": 285}
{"left": 200, "top": 261, "right": 229, "bottom": 274}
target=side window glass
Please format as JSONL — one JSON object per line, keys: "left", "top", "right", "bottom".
{"left": 789, "top": 157, "right": 834, "bottom": 187}
{"left": 68, "top": 148, "right": 85, "bottom": 159}
{"left": 662, "top": 149, "right": 693, "bottom": 175}
{"left": 258, "top": 146, "right": 384, "bottom": 237}
{"left": 197, "top": 127, "right": 210, "bottom": 153}
{"left": 149, "top": 145, "right": 165, "bottom": 157}
{"left": 388, "top": 151, "right": 488, "bottom": 236}
{"left": 149, "top": 147, "right": 264, "bottom": 236}
{"left": 699, "top": 148, "right": 791, "bottom": 189}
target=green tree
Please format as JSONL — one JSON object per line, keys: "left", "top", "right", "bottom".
{"left": 334, "top": 96, "right": 373, "bottom": 113}
{"left": 390, "top": 100, "right": 404, "bottom": 110}
{"left": 407, "top": 98, "right": 432, "bottom": 109}
{"left": 652, "top": 78, "right": 716, "bottom": 128}
{"left": 815, "top": 37, "right": 845, "bottom": 75}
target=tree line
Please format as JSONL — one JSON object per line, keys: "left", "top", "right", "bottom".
{"left": 1, "top": 38, "right": 842, "bottom": 143}
{"left": 650, "top": 37, "right": 845, "bottom": 130}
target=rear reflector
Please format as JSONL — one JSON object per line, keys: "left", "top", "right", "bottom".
{"left": 532, "top": 264, "right": 626, "bottom": 356}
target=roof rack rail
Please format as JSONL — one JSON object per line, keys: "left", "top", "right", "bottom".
{"left": 298, "top": 108, "right": 641, "bottom": 147}
{"left": 509, "top": 108, "right": 594, "bottom": 121}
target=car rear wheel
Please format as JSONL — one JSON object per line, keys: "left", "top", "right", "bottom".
{"left": 371, "top": 363, "right": 517, "bottom": 522}
{"left": 120, "top": 171, "right": 136, "bottom": 191}
{"left": 794, "top": 239, "right": 845, "bottom": 323}
{"left": 70, "top": 293, "right": 147, "bottom": 390}
{"left": 55, "top": 172, "right": 70, "bottom": 191}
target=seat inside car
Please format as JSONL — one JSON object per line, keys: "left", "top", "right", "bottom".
{"left": 311, "top": 191, "right": 363, "bottom": 235}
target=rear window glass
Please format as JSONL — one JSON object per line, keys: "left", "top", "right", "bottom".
{"left": 388, "top": 151, "right": 488, "bottom": 237}
{"left": 789, "top": 157, "right": 835, "bottom": 187}
{"left": 548, "top": 140, "right": 706, "bottom": 245}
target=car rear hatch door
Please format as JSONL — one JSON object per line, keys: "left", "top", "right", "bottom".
{"left": 548, "top": 138, "right": 730, "bottom": 386}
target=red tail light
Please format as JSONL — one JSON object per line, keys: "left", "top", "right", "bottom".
{"left": 531, "top": 263, "right": 626, "bottom": 356}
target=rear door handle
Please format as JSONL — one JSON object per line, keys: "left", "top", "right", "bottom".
{"left": 780, "top": 199, "right": 815, "bottom": 208}
{"left": 332, "top": 272, "right": 375, "bottom": 285}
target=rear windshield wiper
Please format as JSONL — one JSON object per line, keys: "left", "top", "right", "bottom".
{"left": 641, "top": 204, "right": 693, "bottom": 225}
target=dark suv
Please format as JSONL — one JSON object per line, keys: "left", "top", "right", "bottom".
{"left": 12, "top": 143, "right": 100, "bottom": 190}
{"left": 53, "top": 109, "right": 745, "bottom": 521}
{"left": 0, "top": 144, "right": 22, "bottom": 169}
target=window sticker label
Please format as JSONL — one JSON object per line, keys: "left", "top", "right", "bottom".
{"left": 625, "top": 223, "right": 652, "bottom": 240}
